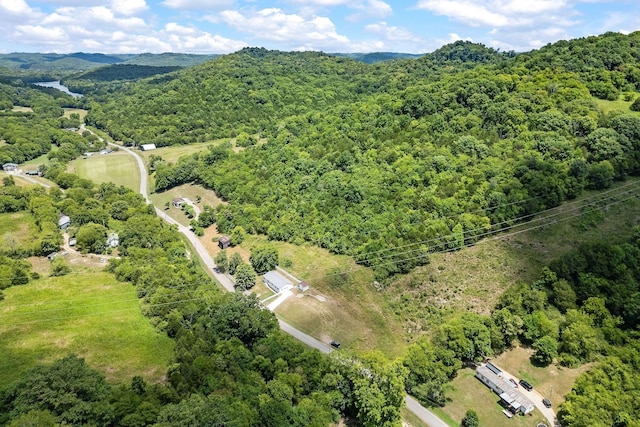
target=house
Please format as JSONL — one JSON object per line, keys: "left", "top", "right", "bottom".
{"left": 99, "top": 148, "right": 112, "bottom": 155}
{"left": 58, "top": 213, "right": 71, "bottom": 230}
{"left": 475, "top": 364, "right": 535, "bottom": 415}
{"left": 172, "top": 197, "right": 186, "bottom": 208}
{"left": 69, "top": 238, "right": 76, "bottom": 247}
{"left": 298, "top": 281, "right": 310, "bottom": 292}
{"left": 106, "top": 232, "right": 119, "bottom": 248}
{"left": 2, "top": 163, "right": 18, "bottom": 173}
{"left": 263, "top": 271, "right": 293, "bottom": 294}
{"left": 140, "top": 143, "right": 157, "bottom": 151}
{"left": 218, "top": 235, "right": 231, "bottom": 249}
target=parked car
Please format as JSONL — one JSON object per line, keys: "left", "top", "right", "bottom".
{"left": 519, "top": 379, "right": 533, "bottom": 391}
{"left": 542, "top": 398, "right": 552, "bottom": 408}
{"left": 509, "top": 378, "right": 518, "bottom": 388}
{"left": 330, "top": 340, "right": 341, "bottom": 349}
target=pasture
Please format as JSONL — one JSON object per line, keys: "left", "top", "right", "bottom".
{"left": 68, "top": 151, "right": 140, "bottom": 191}
{"left": 0, "top": 211, "right": 39, "bottom": 253}
{"left": 0, "top": 270, "right": 174, "bottom": 388}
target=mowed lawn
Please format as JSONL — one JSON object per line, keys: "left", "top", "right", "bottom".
{"left": 69, "top": 152, "right": 140, "bottom": 191}
{"left": 0, "top": 271, "right": 174, "bottom": 388}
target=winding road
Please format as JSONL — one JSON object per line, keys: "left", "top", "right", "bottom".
{"left": 104, "top": 134, "right": 448, "bottom": 427}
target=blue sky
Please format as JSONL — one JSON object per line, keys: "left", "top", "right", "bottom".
{"left": 0, "top": 0, "right": 638, "bottom": 54}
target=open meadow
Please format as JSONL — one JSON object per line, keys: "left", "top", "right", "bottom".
{"left": 68, "top": 151, "right": 140, "bottom": 191}
{"left": 0, "top": 211, "right": 39, "bottom": 253}
{"left": 0, "top": 269, "right": 174, "bottom": 389}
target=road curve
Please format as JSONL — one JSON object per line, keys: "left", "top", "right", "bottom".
{"left": 112, "top": 137, "right": 449, "bottom": 427}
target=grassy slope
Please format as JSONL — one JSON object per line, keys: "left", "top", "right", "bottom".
{"left": 0, "top": 211, "right": 39, "bottom": 252}
{"left": 68, "top": 151, "right": 140, "bottom": 191}
{"left": 0, "top": 269, "right": 174, "bottom": 388}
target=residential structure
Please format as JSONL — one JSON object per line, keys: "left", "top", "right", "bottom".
{"left": 106, "top": 232, "right": 119, "bottom": 248}
{"left": 475, "top": 363, "right": 535, "bottom": 415}
{"left": 140, "top": 143, "right": 157, "bottom": 151}
{"left": 172, "top": 197, "right": 186, "bottom": 208}
{"left": 2, "top": 163, "right": 18, "bottom": 173}
{"left": 263, "top": 271, "right": 293, "bottom": 294}
{"left": 58, "top": 213, "right": 71, "bottom": 230}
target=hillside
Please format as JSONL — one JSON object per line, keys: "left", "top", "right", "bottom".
{"left": 84, "top": 33, "right": 640, "bottom": 280}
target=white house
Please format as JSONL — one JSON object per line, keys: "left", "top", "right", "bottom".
{"left": 2, "top": 163, "right": 18, "bottom": 173}
{"left": 263, "top": 271, "right": 293, "bottom": 294}
{"left": 106, "top": 232, "right": 119, "bottom": 248}
{"left": 58, "top": 214, "right": 71, "bottom": 230}
{"left": 140, "top": 143, "right": 157, "bottom": 151}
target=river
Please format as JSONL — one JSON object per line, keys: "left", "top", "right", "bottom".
{"left": 34, "top": 81, "right": 83, "bottom": 98}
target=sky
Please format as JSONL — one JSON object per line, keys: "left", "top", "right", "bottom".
{"left": 0, "top": 0, "right": 639, "bottom": 55}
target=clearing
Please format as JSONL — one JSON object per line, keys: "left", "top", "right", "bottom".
{"left": 138, "top": 139, "right": 231, "bottom": 165}
{"left": 68, "top": 151, "right": 140, "bottom": 191}
{"left": 0, "top": 269, "right": 174, "bottom": 388}
{"left": 0, "top": 212, "right": 40, "bottom": 253}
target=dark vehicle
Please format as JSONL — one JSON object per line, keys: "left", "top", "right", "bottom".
{"left": 509, "top": 378, "right": 518, "bottom": 388}
{"left": 519, "top": 379, "right": 533, "bottom": 391}
{"left": 542, "top": 398, "right": 552, "bottom": 408}
{"left": 330, "top": 340, "right": 341, "bottom": 349}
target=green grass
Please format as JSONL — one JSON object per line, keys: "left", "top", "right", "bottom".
{"left": 68, "top": 151, "right": 140, "bottom": 191}
{"left": 442, "top": 369, "right": 546, "bottom": 427}
{"left": 150, "top": 183, "right": 226, "bottom": 227}
{"left": 594, "top": 93, "right": 640, "bottom": 115}
{"left": 402, "top": 407, "right": 432, "bottom": 427}
{"left": 0, "top": 211, "right": 39, "bottom": 252}
{"left": 62, "top": 108, "right": 88, "bottom": 120}
{"left": 139, "top": 140, "right": 231, "bottom": 165}
{"left": 0, "top": 270, "right": 174, "bottom": 388}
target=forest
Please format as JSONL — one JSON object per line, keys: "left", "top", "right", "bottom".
{"left": 1, "top": 30, "right": 640, "bottom": 426}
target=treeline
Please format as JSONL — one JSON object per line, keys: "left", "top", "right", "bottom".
{"left": 70, "top": 64, "right": 183, "bottom": 82}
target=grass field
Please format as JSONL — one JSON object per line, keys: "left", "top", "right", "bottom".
{"left": 139, "top": 140, "right": 231, "bottom": 165}
{"left": 0, "top": 270, "right": 174, "bottom": 389}
{"left": 0, "top": 211, "right": 39, "bottom": 253}
{"left": 68, "top": 151, "right": 140, "bottom": 191}
{"left": 594, "top": 93, "right": 640, "bottom": 115}
{"left": 62, "top": 108, "right": 88, "bottom": 120}
{"left": 150, "top": 183, "right": 227, "bottom": 227}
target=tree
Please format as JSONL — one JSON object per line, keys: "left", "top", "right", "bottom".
{"left": 235, "top": 263, "right": 257, "bottom": 290}
{"left": 230, "top": 226, "right": 246, "bottom": 246}
{"left": 250, "top": 246, "right": 279, "bottom": 274}
{"left": 531, "top": 336, "right": 558, "bottom": 366}
{"left": 50, "top": 257, "right": 71, "bottom": 276}
{"left": 630, "top": 96, "right": 640, "bottom": 112}
{"left": 214, "top": 250, "right": 228, "bottom": 273}
{"left": 228, "top": 252, "right": 243, "bottom": 275}
{"left": 76, "top": 222, "right": 108, "bottom": 254}
{"left": 461, "top": 409, "right": 479, "bottom": 427}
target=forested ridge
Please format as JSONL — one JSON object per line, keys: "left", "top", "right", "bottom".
{"left": 85, "top": 32, "right": 640, "bottom": 279}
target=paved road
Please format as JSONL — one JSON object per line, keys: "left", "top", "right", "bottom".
{"left": 109, "top": 136, "right": 448, "bottom": 427}
{"left": 405, "top": 396, "right": 449, "bottom": 427}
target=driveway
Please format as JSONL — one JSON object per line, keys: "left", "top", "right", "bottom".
{"left": 500, "top": 370, "right": 556, "bottom": 425}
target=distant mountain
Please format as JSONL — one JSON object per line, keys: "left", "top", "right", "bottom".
{"left": 72, "top": 64, "right": 183, "bottom": 82}
{"left": 0, "top": 52, "right": 216, "bottom": 76}
{"left": 330, "top": 52, "right": 423, "bottom": 63}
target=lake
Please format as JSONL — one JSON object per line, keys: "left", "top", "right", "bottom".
{"left": 34, "top": 81, "right": 83, "bottom": 98}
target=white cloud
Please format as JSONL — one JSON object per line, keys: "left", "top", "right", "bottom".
{"left": 216, "top": 8, "right": 349, "bottom": 49}
{"left": 347, "top": 0, "right": 393, "bottom": 21}
{"left": 111, "top": 0, "right": 148, "bottom": 16}
{"left": 161, "top": 0, "right": 234, "bottom": 9}
{"left": 416, "top": 0, "right": 510, "bottom": 27}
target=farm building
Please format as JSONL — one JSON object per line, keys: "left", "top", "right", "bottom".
{"left": 298, "top": 281, "right": 310, "bottom": 292}
{"left": 58, "top": 213, "right": 71, "bottom": 230}
{"left": 263, "top": 271, "right": 293, "bottom": 294}
{"left": 475, "top": 364, "right": 535, "bottom": 415}
{"left": 24, "top": 169, "right": 41, "bottom": 176}
{"left": 106, "top": 232, "right": 119, "bottom": 248}
{"left": 218, "top": 235, "right": 231, "bottom": 249}
{"left": 172, "top": 197, "right": 186, "bottom": 208}
{"left": 2, "top": 163, "right": 18, "bottom": 173}
{"left": 140, "top": 144, "right": 157, "bottom": 151}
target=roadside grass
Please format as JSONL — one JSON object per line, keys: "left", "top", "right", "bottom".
{"left": 401, "top": 407, "right": 431, "bottom": 427}
{"left": 68, "top": 151, "right": 140, "bottom": 191}
{"left": 9, "top": 173, "right": 56, "bottom": 189}
{"left": 594, "top": 93, "right": 640, "bottom": 115}
{"left": 218, "top": 233, "right": 407, "bottom": 356}
{"left": 21, "top": 147, "right": 55, "bottom": 168}
{"left": 0, "top": 211, "right": 39, "bottom": 252}
{"left": 0, "top": 270, "right": 174, "bottom": 389}
{"left": 442, "top": 368, "right": 546, "bottom": 427}
{"left": 491, "top": 346, "right": 590, "bottom": 408}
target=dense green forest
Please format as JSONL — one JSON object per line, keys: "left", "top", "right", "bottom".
{"left": 85, "top": 33, "right": 640, "bottom": 279}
